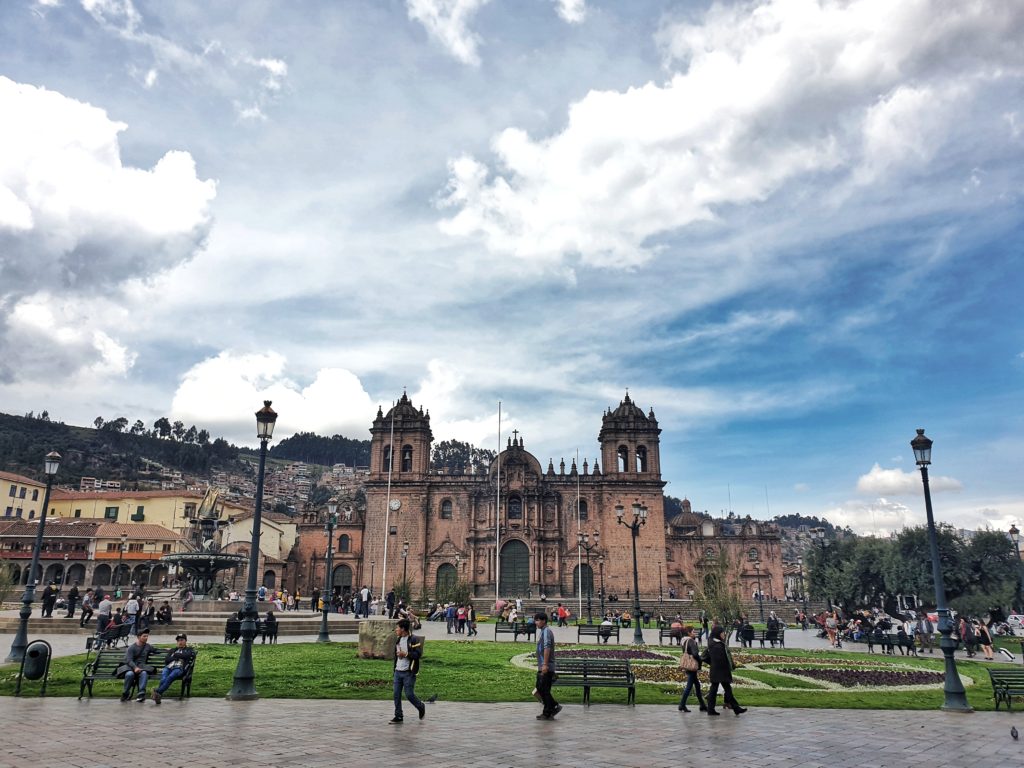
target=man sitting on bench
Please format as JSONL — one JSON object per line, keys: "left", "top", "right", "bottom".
{"left": 121, "top": 629, "right": 156, "bottom": 702}
{"left": 153, "top": 633, "right": 195, "bottom": 705}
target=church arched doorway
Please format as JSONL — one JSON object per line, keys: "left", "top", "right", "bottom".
{"left": 333, "top": 564, "right": 353, "bottom": 596}
{"left": 572, "top": 564, "right": 594, "bottom": 599}
{"left": 499, "top": 540, "right": 530, "bottom": 597}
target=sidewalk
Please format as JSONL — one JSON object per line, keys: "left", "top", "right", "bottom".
{"left": 0, "top": 698, "right": 1019, "bottom": 768}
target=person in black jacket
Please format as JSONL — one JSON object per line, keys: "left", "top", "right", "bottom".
{"left": 152, "top": 633, "right": 196, "bottom": 704}
{"left": 390, "top": 618, "right": 425, "bottom": 723}
{"left": 705, "top": 626, "right": 746, "bottom": 716}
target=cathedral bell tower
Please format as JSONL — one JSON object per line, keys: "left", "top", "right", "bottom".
{"left": 598, "top": 392, "right": 662, "bottom": 480}
{"left": 370, "top": 392, "right": 433, "bottom": 481}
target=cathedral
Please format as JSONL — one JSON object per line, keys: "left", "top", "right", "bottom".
{"left": 294, "top": 393, "right": 783, "bottom": 604}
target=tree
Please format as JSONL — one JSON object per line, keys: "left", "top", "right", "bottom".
{"left": 93, "top": 416, "right": 104, "bottom": 430}
{"left": 184, "top": 425, "right": 198, "bottom": 444}
{"left": 172, "top": 420, "right": 186, "bottom": 441}
{"left": 692, "top": 547, "right": 745, "bottom": 627}
{"left": 430, "top": 440, "right": 495, "bottom": 474}
{"left": 39, "top": 410, "right": 50, "bottom": 422}
{"left": 153, "top": 417, "right": 172, "bottom": 439}
{"left": 103, "top": 416, "right": 129, "bottom": 433}
{"left": 130, "top": 419, "right": 146, "bottom": 435}
{"left": 196, "top": 429, "right": 210, "bottom": 445}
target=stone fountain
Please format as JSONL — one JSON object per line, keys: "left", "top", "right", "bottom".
{"left": 160, "top": 490, "right": 246, "bottom": 598}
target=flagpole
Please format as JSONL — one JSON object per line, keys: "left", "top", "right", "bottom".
{"left": 495, "top": 401, "right": 502, "bottom": 604}
{"left": 381, "top": 402, "right": 396, "bottom": 603}
{"left": 576, "top": 448, "right": 582, "bottom": 620}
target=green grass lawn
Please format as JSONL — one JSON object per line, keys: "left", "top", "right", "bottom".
{"left": 0, "top": 641, "right": 1013, "bottom": 711}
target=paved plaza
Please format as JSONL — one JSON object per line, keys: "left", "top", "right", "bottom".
{"left": 0, "top": 697, "right": 1021, "bottom": 768}
{"left": 2, "top": 615, "right": 1022, "bottom": 767}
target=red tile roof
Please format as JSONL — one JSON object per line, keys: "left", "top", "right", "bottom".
{"left": 0, "top": 470, "right": 46, "bottom": 487}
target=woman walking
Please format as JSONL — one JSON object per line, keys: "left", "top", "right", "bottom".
{"left": 677, "top": 626, "right": 707, "bottom": 713}
{"left": 705, "top": 626, "right": 747, "bottom": 716}
{"left": 976, "top": 620, "right": 994, "bottom": 660}
{"left": 825, "top": 610, "right": 838, "bottom": 647}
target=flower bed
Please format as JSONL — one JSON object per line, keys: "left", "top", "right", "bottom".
{"left": 528, "top": 648, "right": 674, "bottom": 661}
{"left": 773, "top": 667, "right": 946, "bottom": 688}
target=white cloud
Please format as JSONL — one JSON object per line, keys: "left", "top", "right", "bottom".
{"left": 170, "top": 351, "right": 377, "bottom": 446}
{"left": 554, "top": 0, "right": 586, "bottom": 24}
{"left": 856, "top": 463, "right": 963, "bottom": 496}
{"left": 821, "top": 497, "right": 915, "bottom": 536}
{"left": 793, "top": 483, "right": 810, "bottom": 492}
{"left": 76, "top": 0, "right": 287, "bottom": 118}
{"left": 438, "top": 0, "right": 1024, "bottom": 268}
{"left": 0, "top": 76, "right": 215, "bottom": 382}
{"left": 406, "top": 0, "right": 492, "bottom": 66}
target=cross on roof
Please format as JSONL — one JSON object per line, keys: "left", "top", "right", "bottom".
{"left": 512, "top": 429, "right": 519, "bottom": 442}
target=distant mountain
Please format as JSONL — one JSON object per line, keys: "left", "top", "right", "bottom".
{"left": 0, "top": 411, "right": 243, "bottom": 486}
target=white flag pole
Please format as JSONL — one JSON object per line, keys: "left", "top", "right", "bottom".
{"left": 576, "top": 448, "right": 582, "bottom": 620}
{"left": 495, "top": 401, "right": 502, "bottom": 606}
{"left": 381, "top": 403, "right": 396, "bottom": 602}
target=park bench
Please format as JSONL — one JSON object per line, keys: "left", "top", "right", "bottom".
{"left": 989, "top": 668, "right": 1024, "bottom": 710}
{"left": 552, "top": 658, "right": 635, "bottom": 705}
{"left": 259, "top": 619, "right": 279, "bottom": 644}
{"left": 658, "top": 625, "right": 683, "bottom": 645}
{"left": 494, "top": 621, "right": 534, "bottom": 641}
{"left": 78, "top": 640, "right": 198, "bottom": 700}
{"left": 577, "top": 623, "right": 619, "bottom": 644}
{"left": 751, "top": 628, "right": 786, "bottom": 648}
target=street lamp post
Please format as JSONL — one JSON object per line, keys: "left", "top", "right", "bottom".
{"left": 227, "top": 401, "right": 277, "bottom": 701}
{"left": 6, "top": 451, "right": 61, "bottom": 663}
{"left": 401, "top": 540, "right": 410, "bottom": 588}
{"left": 911, "top": 428, "right": 972, "bottom": 713}
{"left": 616, "top": 502, "right": 647, "bottom": 645}
{"left": 318, "top": 500, "right": 339, "bottom": 643}
{"left": 1009, "top": 524, "right": 1023, "bottom": 612}
{"left": 116, "top": 533, "right": 128, "bottom": 594}
{"left": 61, "top": 553, "right": 69, "bottom": 590}
{"left": 370, "top": 561, "right": 376, "bottom": 596}
{"left": 797, "top": 556, "right": 808, "bottom": 616}
{"left": 754, "top": 561, "right": 765, "bottom": 623}
{"left": 576, "top": 530, "right": 600, "bottom": 624}
{"left": 598, "top": 555, "right": 605, "bottom": 618}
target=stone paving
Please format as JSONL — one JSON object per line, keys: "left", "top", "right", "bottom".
{"left": 0, "top": 697, "right": 1021, "bottom": 768}
{"left": 2, "top": 615, "right": 1024, "bottom": 767}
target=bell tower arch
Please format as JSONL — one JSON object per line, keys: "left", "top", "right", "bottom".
{"left": 369, "top": 392, "right": 433, "bottom": 480}
{"left": 598, "top": 392, "right": 662, "bottom": 479}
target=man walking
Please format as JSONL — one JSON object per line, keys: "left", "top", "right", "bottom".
{"left": 390, "top": 619, "right": 425, "bottom": 724}
{"left": 40, "top": 582, "right": 57, "bottom": 617}
{"left": 79, "top": 588, "right": 95, "bottom": 628}
{"left": 534, "top": 612, "right": 561, "bottom": 720}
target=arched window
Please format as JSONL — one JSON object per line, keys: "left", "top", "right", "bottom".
{"left": 704, "top": 546, "right": 716, "bottom": 559}
{"left": 576, "top": 500, "right": 588, "bottom": 521}
{"left": 401, "top": 445, "right": 413, "bottom": 472}
{"left": 507, "top": 496, "right": 523, "bottom": 519}
{"left": 338, "top": 534, "right": 351, "bottom": 552}
{"left": 383, "top": 445, "right": 392, "bottom": 472}
{"left": 636, "top": 445, "right": 648, "bottom": 472}
{"left": 440, "top": 499, "right": 453, "bottom": 519}
{"left": 748, "top": 547, "right": 759, "bottom": 561}
{"left": 617, "top": 445, "right": 629, "bottom": 472}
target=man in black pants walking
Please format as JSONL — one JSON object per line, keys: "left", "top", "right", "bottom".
{"left": 534, "top": 613, "right": 561, "bottom": 720}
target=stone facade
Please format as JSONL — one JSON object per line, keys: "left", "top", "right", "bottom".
{"left": 284, "top": 393, "right": 784, "bottom": 603}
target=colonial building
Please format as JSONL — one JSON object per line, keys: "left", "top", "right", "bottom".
{"left": 287, "top": 392, "right": 783, "bottom": 603}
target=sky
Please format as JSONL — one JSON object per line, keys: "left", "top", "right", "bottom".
{"left": 1, "top": 0, "right": 1022, "bottom": 537}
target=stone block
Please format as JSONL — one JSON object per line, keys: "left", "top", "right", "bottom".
{"left": 358, "top": 619, "right": 396, "bottom": 659}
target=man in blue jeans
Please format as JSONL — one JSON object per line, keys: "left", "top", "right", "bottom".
{"left": 534, "top": 612, "right": 561, "bottom": 720}
{"left": 390, "top": 619, "right": 425, "bottom": 723}
{"left": 153, "top": 633, "right": 195, "bottom": 704}
{"left": 121, "top": 629, "right": 155, "bottom": 702}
